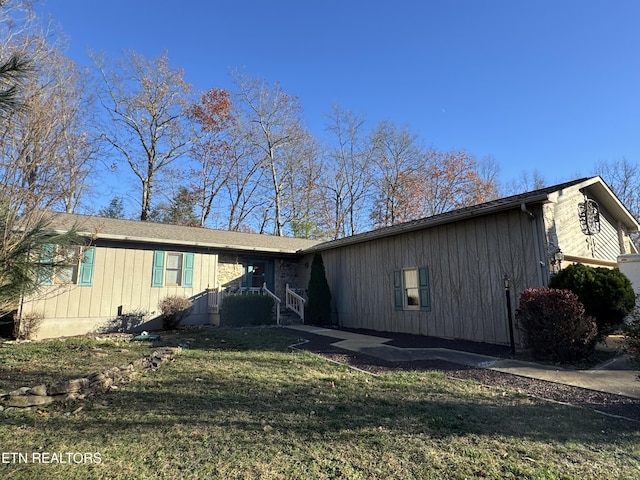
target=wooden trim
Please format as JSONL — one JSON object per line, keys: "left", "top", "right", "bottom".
{"left": 562, "top": 254, "right": 616, "bottom": 268}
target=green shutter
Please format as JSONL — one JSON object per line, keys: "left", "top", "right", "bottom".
{"left": 393, "top": 270, "right": 403, "bottom": 310}
{"left": 418, "top": 266, "right": 431, "bottom": 311}
{"left": 152, "top": 251, "right": 165, "bottom": 287}
{"left": 183, "top": 252, "right": 194, "bottom": 288}
{"left": 38, "top": 243, "right": 55, "bottom": 286}
{"left": 78, "top": 247, "right": 95, "bottom": 286}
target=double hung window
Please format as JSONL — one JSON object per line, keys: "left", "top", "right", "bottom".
{"left": 393, "top": 267, "right": 431, "bottom": 311}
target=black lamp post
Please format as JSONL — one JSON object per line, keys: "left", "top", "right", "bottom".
{"left": 504, "top": 274, "right": 516, "bottom": 356}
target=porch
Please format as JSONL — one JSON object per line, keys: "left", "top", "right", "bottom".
{"left": 206, "top": 283, "right": 306, "bottom": 326}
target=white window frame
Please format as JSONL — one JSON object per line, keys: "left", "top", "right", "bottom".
{"left": 164, "top": 252, "right": 183, "bottom": 286}
{"left": 403, "top": 268, "right": 420, "bottom": 310}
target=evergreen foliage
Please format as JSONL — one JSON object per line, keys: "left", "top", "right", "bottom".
{"left": 549, "top": 263, "right": 635, "bottom": 334}
{"left": 307, "top": 252, "right": 332, "bottom": 325}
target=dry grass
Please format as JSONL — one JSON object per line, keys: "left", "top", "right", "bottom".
{"left": 0, "top": 327, "right": 639, "bottom": 479}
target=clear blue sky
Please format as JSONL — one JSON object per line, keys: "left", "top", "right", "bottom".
{"left": 37, "top": 0, "right": 640, "bottom": 189}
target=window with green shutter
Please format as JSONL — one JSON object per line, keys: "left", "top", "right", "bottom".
{"left": 393, "top": 266, "right": 431, "bottom": 311}
{"left": 152, "top": 251, "right": 195, "bottom": 288}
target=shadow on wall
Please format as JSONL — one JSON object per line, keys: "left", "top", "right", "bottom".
{"left": 98, "top": 290, "right": 210, "bottom": 334}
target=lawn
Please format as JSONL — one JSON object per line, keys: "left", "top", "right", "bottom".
{"left": 0, "top": 327, "right": 639, "bottom": 479}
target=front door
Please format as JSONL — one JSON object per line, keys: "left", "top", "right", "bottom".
{"left": 242, "top": 259, "right": 275, "bottom": 292}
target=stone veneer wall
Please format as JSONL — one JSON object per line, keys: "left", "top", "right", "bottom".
{"left": 217, "top": 254, "right": 244, "bottom": 291}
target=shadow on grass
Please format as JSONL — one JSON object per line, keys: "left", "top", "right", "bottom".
{"left": 5, "top": 356, "right": 636, "bottom": 448}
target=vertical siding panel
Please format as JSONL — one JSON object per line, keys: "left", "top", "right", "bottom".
{"left": 487, "top": 215, "right": 507, "bottom": 344}
{"left": 420, "top": 227, "right": 434, "bottom": 337}
{"left": 120, "top": 247, "right": 133, "bottom": 310}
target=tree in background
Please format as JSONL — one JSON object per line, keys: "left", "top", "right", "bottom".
{"left": 369, "top": 121, "right": 423, "bottom": 228}
{"left": 150, "top": 186, "right": 199, "bottom": 226}
{"left": 595, "top": 158, "right": 640, "bottom": 248}
{"left": 0, "top": 1, "right": 80, "bottom": 310}
{"left": 306, "top": 252, "right": 332, "bottom": 325}
{"left": 414, "top": 149, "right": 498, "bottom": 217}
{"left": 93, "top": 50, "right": 194, "bottom": 221}
{"left": 322, "top": 104, "right": 374, "bottom": 239}
{"left": 188, "top": 87, "right": 234, "bottom": 226}
{"left": 231, "top": 72, "right": 317, "bottom": 236}
{"left": 98, "top": 196, "right": 126, "bottom": 219}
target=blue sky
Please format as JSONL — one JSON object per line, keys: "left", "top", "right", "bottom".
{"left": 37, "top": 0, "right": 640, "bottom": 190}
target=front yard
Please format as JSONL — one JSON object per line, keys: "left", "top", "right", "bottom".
{"left": 0, "top": 327, "right": 639, "bottom": 479}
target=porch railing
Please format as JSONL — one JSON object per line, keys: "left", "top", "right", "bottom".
{"left": 285, "top": 283, "right": 305, "bottom": 324}
{"left": 207, "top": 284, "right": 305, "bottom": 325}
{"left": 261, "top": 282, "right": 281, "bottom": 326}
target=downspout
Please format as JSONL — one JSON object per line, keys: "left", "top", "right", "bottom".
{"left": 520, "top": 203, "right": 546, "bottom": 286}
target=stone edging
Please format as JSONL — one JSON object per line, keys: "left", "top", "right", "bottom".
{"left": 0, "top": 346, "right": 182, "bottom": 409}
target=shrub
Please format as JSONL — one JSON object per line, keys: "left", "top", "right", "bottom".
{"left": 549, "top": 263, "right": 635, "bottom": 334}
{"left": 624, "top": 295, "right": 640, "bottom": 364}
{"left": 220, "top": 295, "right": 275, "bottom": 327}
{"left": 516, "top": 287, "right": 598, "bottom": 364}
{"left": 159, "top": 295, "right": 193, "bottom": 330}
{"left": 13, "top": 310, "right": 44, "bottom": 340}
{"left": 307, "top": 252, "right": 332, "bottom": 325}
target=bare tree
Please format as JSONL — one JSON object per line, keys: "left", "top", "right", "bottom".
{"left": 231, "top": 72, "right": 314, "bottom": 236}
{"left": 417, "top": 149, "right": 498, "bottom": 217}
{"left": 187, "top": 88, "right": 234, "bottom": 226}
{"left": 322, "top": 104, "right": 374, "bottom": 239}
{"left": 0, "top": 0, "right": 82, "bottom": 309}
{"left": 595, "top": 158, "right": 640, "bottom": 221}
{"left": 369, "top": 121, "right": 424, "bottom": 227}
{"left": 501, "top": 169, "right": 547, "bottom": 196}
{"left": 93, "top": 50, "right": 194, "bottom": 221}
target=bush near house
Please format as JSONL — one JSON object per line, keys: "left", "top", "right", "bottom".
{"left": 159, "top": 295, "right": 193, "bottom": 330}
{"left": 307, "top": 252, "right": 332, "bottom": 325}
{"left": 220, "top": 295, "right": 275, "bottom": 326}
{"left": 549, "top": 263, "right": 635, "bottom": 335}
{"left": 516, "top": 287, "right": 598, "bottom": 364}
{"left": 624, "top": 297, "right": 640, "bottom": 364}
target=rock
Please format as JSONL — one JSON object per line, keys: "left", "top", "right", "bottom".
{"left": 8, "top": 387, "right": 31, "bottom": 396}
{"left": 29, "top": 385, "right": 48, "bottom": 396}
{"left": 47, "top": 378, "right": 88, "bottom": 396}
{"left": 4, "top": 395, "right": 55, "bottom": 407}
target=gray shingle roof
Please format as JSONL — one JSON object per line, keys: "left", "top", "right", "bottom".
{"left": 305, "top": 176, "right": 639, "bottom": 252}
{"left": 45, "top": 213, "right": 322, "bottom": 254}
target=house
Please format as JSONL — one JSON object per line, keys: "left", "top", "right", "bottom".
{"left": 300, "top": 176, "right": 639, "bottom": 346}
{"left": 18, "top": 176, "right": 640, "bottom": 346}
{"left": 20, "top": 214, "right": 320, "bottom": 339}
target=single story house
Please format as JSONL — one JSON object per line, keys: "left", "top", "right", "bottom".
{"left": 18, "top": 176, "right": 640, "bottom": 346}
{"left": 20, "top": 215, "right": 320, "bottom": 339}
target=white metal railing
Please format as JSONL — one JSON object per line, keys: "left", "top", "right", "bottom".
{"left": 262, "top": 282, "right": 281, "bottom": 326}
{"left": 285, "top": 283, "right": 305, "bottom": 323}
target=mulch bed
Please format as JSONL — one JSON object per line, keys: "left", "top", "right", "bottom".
{"left": 280, "top": 327, "right": 640, "bottom": 424}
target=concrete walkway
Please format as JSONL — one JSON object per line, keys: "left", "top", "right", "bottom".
{"left": 287, "top": 325, "right": 640, "bottom": 399}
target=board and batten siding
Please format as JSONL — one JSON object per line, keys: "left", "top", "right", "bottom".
{"left": 23, "top": 245, "right": 218, "bottom": 339}
{"left": 319, "top": 208, "right": 545, "bottom": 345}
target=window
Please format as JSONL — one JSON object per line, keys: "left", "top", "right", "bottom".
{"left": 152, "top": 251, "right": 194, "bottom": 288}
{"left": 165, "top": 253, "right": 183, "bottom": 286}
{"left": 394, "top": 267, "right": 431, "bottom": 311}
{"left": 403, "top": 269, "right": 420, "bottom": 309}
{"left": 39, "top": 245, "right": 95, "bottom": 287}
